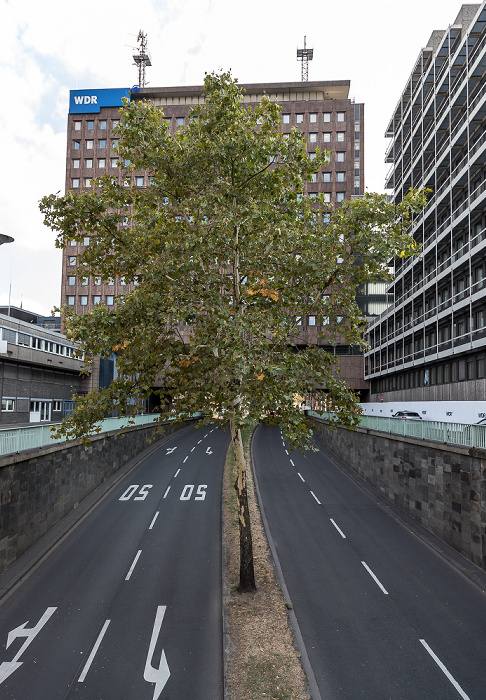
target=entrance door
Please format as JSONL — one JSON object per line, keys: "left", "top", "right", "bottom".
{"left": 30, "top": 401, "right": 52, "bottom": 423}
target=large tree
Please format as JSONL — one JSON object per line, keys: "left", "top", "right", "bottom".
{"left": 41, "top": 72, "right": 425, "bottom": 591}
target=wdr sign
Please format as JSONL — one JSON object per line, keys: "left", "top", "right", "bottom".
{"left": 69, "top": 88, "right": 131, "bottom": 114}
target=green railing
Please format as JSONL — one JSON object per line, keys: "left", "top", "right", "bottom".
{"left": 0, "top": 413, "right": 202, "bottom": 457}
{"left": 308, "top": 411, "right": 486, "bottom": 450}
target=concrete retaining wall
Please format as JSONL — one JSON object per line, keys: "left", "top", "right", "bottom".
{"left": 312, "top": 418, "right": 486, "bottom": 571}
{"left": 0, "top": 421, "right": 190, "bottom": 574}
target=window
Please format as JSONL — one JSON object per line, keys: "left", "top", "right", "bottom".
{"left": 98, "top": 158, "right": 106, "bottom": 168}
{"left": 74, "top": 121, "right": 81, "bottom": 131}
{"left": 83, "top": 236, "right": 90, "bottom": 246}
{"left": 337, "top": 172, "right": 345, "bottom": 182}
{"left": 99, "top": 139, "right": 106, "bottom": 149}
{"left": 73, "top": 140, "right": 80, "bottom": 150}
{"left": 80, "top": 296, "right": 88, "bottom": 306}
{"left": 309, "top": 113, "right": 317, "bottom": 123}
{"left": 120, "top": 277, "right": 127, "bottom": 286}
{"left": 87, "top": 120, "right": 94, "bottom": 130}
{"left": 81, "top": 277, "right": 89, "bottom": 286}
{"left": 337, "top": 132, "right": 345, "bottom": 142}
{"left": 308, "top": 192, "right": 317, "bottom": 198}
{"left": 323, "top": 113, "right": 331, "bottom": 122}
{"left": 99, "top": 120, "right": 107, "bottom": 130}
{"left": 112, "top": 119, "right": 120, "bottom": 128}
{"left": 94, "top": 276, "right": 101, "bottom": 285}
{"left": 84, "top": 178, "right": 92, "bottom": 188}
{"left": 309, "top": 153, "right": 316, "bottom": 160}
{"left": 177, "top": 117, "right": 184, "bottom": 127}
{"left": 296, "top": 316, "right": 302, "bottom": 325}
{"left": 67, "top": 296, "right": 75, "bottom": 306}
{"left": 323, "top": 173, "right": 331, "bottom": 182}
{"left": 68, "top": 276, "right": 76, "bottom": 286}
{"left": 72, "top": 159, "right": 80, "bottom": 169}
{"left": 323, "top": 193, "right": 331, "bottom": 203}
{"left": 106, "top": 295, "right": 114, "bottom": 306}
{"left": 1, "top": 398, "right": 15, "bottom": 412}
{"left": 282, "top": 114, "right": 290, "bottom": 124}
{"left": 112, "top": 139, "right": 119, "bottom": 149}
{"left": 323, "top": 133, "right": 331, "bottom": 143}
{"left": 93, "top": 295, "right": 101, "bottom": 305}
{"left": 336, "top": 152, "right": 345, "bottom": 162}
{"left": 296, "top": 113, "right": 304, "bottom": 124}
{"left": 53, "top": 401, "right": 62, "bottom": 412}
{"left": 308, "top": 316, "right": 316, "bottom": 326}
{"left": 68, "top": 256, "right": 76, "bottom": 265}
{"left": 337, "top": 192, "right": 345, "bottom": 202}
{"left": 72, "top": 178, "right": 80, "bottom": 188}
{"left": 136, "top": 176, "right": 144, "bottom": 187}
{"left": 107, "top": 278, "right": 114, "bottom": 286}
{"left": 111, "top": 157, "right": 118, "bottom": 167}
{"left": 31, "top": 337, "right": 43, "bottom": 350}
{"left": 310, "top": 173, "right": 317, "bottom": 183}
{"left": 309, "top": 133, "right": 317, "bottom": 143}
{"left": 86, "top": 139, "right": 94, "bottom": 149}
{"left": 337, "top": 112, "right": 345, "bottom": 122}
{"left": 85, "top": 158, "right": 93, "bottom": 168}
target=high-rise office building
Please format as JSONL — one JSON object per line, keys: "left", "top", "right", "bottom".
{"left": 62, "top": 79, "right": 367, "bottom": 395}
{"left": 365, "top": 3, "right": 486, "bottom": 402}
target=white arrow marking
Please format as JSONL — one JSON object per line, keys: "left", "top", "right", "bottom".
{"left": 165, "top": 447, "right": 177, "bottom": 455}
{"left": 144, "top": 606, "right": 170, "bottom": 700}
{"left": 0, "top": 607, "right": 57, "bottom": 684}
{"left": 206, "top": 447, "right": 213, "bottom": 455}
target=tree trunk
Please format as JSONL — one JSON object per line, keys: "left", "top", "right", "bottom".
{"left": 230, "top": 415, "right": 256, "bottom": 592}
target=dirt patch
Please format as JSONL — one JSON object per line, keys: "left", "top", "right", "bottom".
{"left": 223, "top": 424, "right": 311, "bottom": 699}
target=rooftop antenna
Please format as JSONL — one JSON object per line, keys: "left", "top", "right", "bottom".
{"left": 132, "top": 30, "right": 152, "bottom": 89}
{"left": 297, "top": 36, "right": 313, "bottom": 82}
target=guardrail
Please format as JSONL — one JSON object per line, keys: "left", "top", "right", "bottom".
{"left": 0, "top": 413, "right": 202, "bottom": 457}
{"left": 308, "top": 411, "right": 486, "bottom": 450}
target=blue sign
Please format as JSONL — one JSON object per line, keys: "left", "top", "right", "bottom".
{"left": 69, "top": 88, "right": 131, "bottom": 114}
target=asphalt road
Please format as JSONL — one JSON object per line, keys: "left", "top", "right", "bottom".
{"left": 0, "top": 423, "right": 230, "bottom": 700}
{"left": 253, "top": 423, "right": 486, "bottom": 700}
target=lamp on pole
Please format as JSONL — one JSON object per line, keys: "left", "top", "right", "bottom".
{"left": 0, "top": 234, "right": 14, "bottom": 246}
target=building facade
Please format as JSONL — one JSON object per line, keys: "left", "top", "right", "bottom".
{"left": 62, "top": 80, "right": 369, "bottom": 395}
{"left": 365, "top": 3, "right": 486, "bottom": 402}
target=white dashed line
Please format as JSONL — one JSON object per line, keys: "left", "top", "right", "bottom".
{"left": 198, "top": 440, "right": 202, "bottom": 444}
{"left": 419, "top": 640, "right": 470, "bottom": 699}
{"left": 183, "top": 456, "right": 188, "bottom": 463}
{"left": 125, "top": 550, "right": 142, "bottom": 581}
{"left": 191, "top": 447, "right": 195, "bottom": 452}
{"left": 310, "top": 491, "right": 321, "bottom": 505}
{"left": 163, "top": 486, "right": 171, "bottom": 498}
{"left": 149, "top": 512, "right": 159, "bottom": 529}
{"left": 330, "top": 519, "right": 346, "bottom": 538}
{"left": 174, "top": 469, "right": 180, "bottom": 478}
{"left": 298, "top": 473, "right": 305, "bottom": 482}
{"left": 290, "top": 459, "right": 295, "bottom": 467}
{"left": 78, "top": 620, "right": 111, "bottom": 682}
{"left": 361, "top": 561, "right": 388, "bottom": 594}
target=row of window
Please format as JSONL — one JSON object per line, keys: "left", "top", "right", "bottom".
{"left": 67, "top": 295, "right": 119, "bottom": 306}
{"left": 307, "top": 132, "right": 346, "bottom": 143}
{"left": 73, "top": 139, "right": 117, "bottom": 151}
{"left": 371, "top": 355, "right": 486, "bottom": 393}
{"left": 72, "top": 176, "right": 145, "bottom": 188}
{"left": 283, "top": 112, "right": 346, "bottom": 125}
{"left": 308, "top": 192, "right": 347, "bottom": 202}
{"left": 1, "top": 399, "right": 64, "bottom": 413}
{"left": 67, "top": 274, "right": 129, "bottom": 286}
{"left": 73, "top": 119, "right": 119, "bottom": 131}
{"left": 1, "top": 327, "right": 78, "bottom": 357}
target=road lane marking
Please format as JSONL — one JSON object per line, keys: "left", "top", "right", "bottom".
{"left": 78, "top": 620, "right": 111, "bottom": 683}
{"left": 420, "top": 639, "right": 470, "bottom": 699}
{"left": 204, "top": 433, "right": 208, "bottom": 438}
{"left": 361, "top": 561, "right": 389, "bottom": 594}
{"left": 144, "top": 606, "right": 170, "bottom": 699}
{"left": 298, "top": 473, "right": 305, "bottom": 482}
{"left": 191, "top": 447, "right": 195, "bottom": 452}
{"left": 174, "top": 469, "right": 181, "bottom": 478}
{"left": 149, "top": 512, "right": 159, "bottom": 529}
{"left": 310, "top": 491, "right": 321, "bottom": 504}
{"left": 183, "top": 456, "right": 188, "bottom": 463}
{"left": 206, "top": 446, "right": 213, "bottom": 454}
{"left": 126, "top": 550, "right": 142, "bottom": 580}
{"left": 330, "top": 519, "right": 346, "bottom": 538}
{"left": 165, "top": 447, "right": 177, "bottom": 455}
{"left": 163, "top": 486, "right": 171, "bottom": 498}
{"left": 0, "top": 607, "right": 57, "bottom": 685}
{"left": 285, "top": 449, "right": 289, "bottom": 455}
{"left": 290, "top": 459, "right": 295, "bottom": 467}
{"left": 198, "top": 440, "right": 202, "bottom": 444}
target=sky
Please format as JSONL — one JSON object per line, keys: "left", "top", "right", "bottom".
{"left": 0, "top": 0, "right": 475, "bottom": 315}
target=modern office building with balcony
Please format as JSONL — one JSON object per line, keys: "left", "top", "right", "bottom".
{"left": 365, "top": 2, "right": 486, "bottom": 402}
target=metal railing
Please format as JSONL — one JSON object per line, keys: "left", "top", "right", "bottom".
{"left": 0, "top": 413, "right": 201, "bottom": 457}
{"left": 308, "top": 411, "right": 486, "bottom": 450}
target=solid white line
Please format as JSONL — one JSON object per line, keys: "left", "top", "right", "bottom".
{"left": 330, "top": 519, "right": 346, "bottom": 538}
{"left": 361, "top": 561, "right": 389, "bottom": 594}
{"left": 420, "top": 640, "right": 470, "bottom": 699}
{"left": 125, "top": 550, "right": 142, "bottom": 581}
{"left": 174, "top": 469, "right": 180, "bottom": 478}
{"left": 183, "top": 456, "right": 188, "bottom": 463}
{"left": 298, "top": 473, "right": 305, "bottom": 482}
{"left": 290, "top": 459, "right": 295, "bottom": 467}
{"left": 191, "top": 447, "right": 195, "bottom": 452}
{"left": 149, "top": 512, "right": 159, "bottom": 530}
{"left": 78, "top": 620, "right": 111, "bottom": 682}
{"left": 310, "top": 491, "right": 321, "bottom": 505}
{"left": 163, "top": 486, "right": 171, "bottom": 498}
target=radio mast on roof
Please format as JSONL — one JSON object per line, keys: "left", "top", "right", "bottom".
{"left": 297, "top": 36, "right": 313, "bottom": 82}
{"left": 133, "top": 30, "right": 152, "bottom": 89}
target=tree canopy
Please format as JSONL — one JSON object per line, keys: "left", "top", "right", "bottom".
{"left": 40, "top": 71, "right": 426, "bottom": 589}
